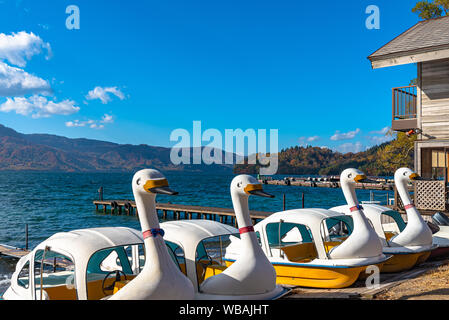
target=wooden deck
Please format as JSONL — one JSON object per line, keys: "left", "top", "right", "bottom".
{"left": 93, "top": 200, "right": 273, "bottom": 226}
{"left": 0, "top": 244, "right": 29, "bottom": 259}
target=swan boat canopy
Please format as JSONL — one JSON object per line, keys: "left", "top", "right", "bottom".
{"left": 3, "top": 227, "right": 146, "bottom": 300}
{"left": 161, "top": 219, "right": 289, "bottom": 300}
{"left": 331, "top": 168, "right": 437, "bottom": 273}
{"left": 224, "top": 208, "right": 390, "bottom": 289}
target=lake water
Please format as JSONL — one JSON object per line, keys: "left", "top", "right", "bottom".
{"left": 0, "top": 171, "right": 393, "bottom": 294}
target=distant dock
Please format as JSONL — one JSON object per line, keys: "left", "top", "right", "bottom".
{"left": 259, "top": 176, "right": 402, "bottom": 191}
{"left": 93, "top": 200, "right": 272, "bottom": 226}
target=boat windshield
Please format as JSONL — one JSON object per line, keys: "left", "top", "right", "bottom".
{"left": 265, "top": 222, "right": 318, "bottom": 262}
{"left": 323, "top": 216, "right": 354, "bottom": 240}
{"left": 195, "top": 234, "right": 238, "bottom": 288}
{"left": 320, "top": 216, "right": 354, "bottom": 255}
{"left": 86, "top": 244, "right": 140, "bottom": 300}
{"left": 381, "top": 210, "right": 407, "bottom": 239}
{"left": 33, "top": 249, "right": 76, "bottom": 300}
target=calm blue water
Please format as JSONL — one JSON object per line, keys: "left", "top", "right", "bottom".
{"left": 0, "top": 171, "right": 393, "bottom": 294}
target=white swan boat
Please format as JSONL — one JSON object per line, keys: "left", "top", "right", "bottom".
{"left": 224, "top": 169, "right": 389, "bottom": 289}
{"left": 161, "top": 220, "right": 289, "bottom": 300}
{"left": 161, "top": 174, "right": 288, "bottom": 300}
{"left": 331, "top": 168, "right": 437, "bottom": 273}
{"left": 3, "top": 169, "right": 194, "bottom": 300}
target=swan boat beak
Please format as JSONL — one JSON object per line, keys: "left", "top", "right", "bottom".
{"left": 144, "top": 179, "right": 179, "bottom": 195}
{"left": 244, "top": 184, "right": 275, "bottom": 198}
{"left": 354, "top": 174, "right": 377, "bottom": 184}
{"left": 409, "top": 173, "right": 423, "bottom": 181}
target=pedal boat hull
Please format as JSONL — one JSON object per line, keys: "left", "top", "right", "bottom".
{"left": 222, "top": 259, "right": 386, "bottom": 289}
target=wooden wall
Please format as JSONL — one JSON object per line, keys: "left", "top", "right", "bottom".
{"left": 421, "top": 58, "right": 449, "bottom": 140}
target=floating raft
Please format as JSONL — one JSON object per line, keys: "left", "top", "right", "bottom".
{"left": 93, "top": 200, "right": 272, "bottom": 226}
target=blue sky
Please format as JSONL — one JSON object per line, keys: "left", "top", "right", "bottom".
{"left": 0, "top": 0, "right": 420, "bottom": 153}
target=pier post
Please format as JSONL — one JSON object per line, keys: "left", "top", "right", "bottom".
{"left": 25, "top": 224, "right": 28, "bottom": 251}
{"left": 98, "top": 186, "right": 103, "bottom": 201}
{"left": 283, "top": 194, "right": 286, "bottom": 211}
{"left": 301, "top": 193, "right": 305, "bottom": 208}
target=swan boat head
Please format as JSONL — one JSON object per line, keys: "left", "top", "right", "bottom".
{"left": 394, "top": 167, "right": 421, "bottom": 185}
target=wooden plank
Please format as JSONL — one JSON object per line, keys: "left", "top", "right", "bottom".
{"left": 0, "top": 244, "right": 29, "bottom": 259}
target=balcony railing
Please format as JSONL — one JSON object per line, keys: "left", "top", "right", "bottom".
{"left": 392, "top": 85, "right": 417, "bottom": 131}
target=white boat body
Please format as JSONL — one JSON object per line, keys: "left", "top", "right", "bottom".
{"left": 161, "top": 219, "right": 289, "bottom": 300}
{"left": 383, "top": 218, "right": 449, "bottom": 250}
{"left": 331, "top": 204, "right": 438, "bottom": 253}
{"left": 225, "top": 208, "right": 389, "bottom": 268}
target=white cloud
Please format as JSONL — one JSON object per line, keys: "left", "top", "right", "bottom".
{"left": 333, "top": 142, "right": 366, "bottom": 154}
{"left": 299, "top": 135, "right": 320, "bottom": 144}
{"left": 101, "top": 113, "right": 114, "bottom": 123}
{"left": 307, "top": 136, "right": 320, "bottom": 142}
{"left": 85, "top": 86, "right": 125, "bottom": 104}
{"left": 367, "top": 135, "right": 394, "bottom": 145}
{"left": 65, "top": 113, "right": 114, "bottom": 130}
{"left": 330, "top": 128, "right": 361, "bottom": 141}
{"left": 0, "top": 61, "right": 51, "bottom": 96}
{"left": 370, "top": 126, "right": 390, "bottom": 135}
{"left": 0, "top": 31, "right": 52, "bottom": 67}
{"left": 0, "top": 95, "right": 79, "bottom": 118}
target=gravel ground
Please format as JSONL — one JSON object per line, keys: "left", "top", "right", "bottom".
{"left": 375, "top": 262, "right": 449, "bottom": 300}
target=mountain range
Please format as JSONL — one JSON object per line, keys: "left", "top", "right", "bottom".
{"left": 0, "top": 124, "right": 233, "bottom": 173}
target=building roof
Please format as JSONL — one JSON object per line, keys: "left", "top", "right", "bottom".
{"left": 368, "top": 16, "right": 449, "bottom": 69}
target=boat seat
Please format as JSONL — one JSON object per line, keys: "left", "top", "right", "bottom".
{"left": 280, "top": 243, "right": 318, "bottom": 262}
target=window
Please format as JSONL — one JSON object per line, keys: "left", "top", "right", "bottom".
{"left": 17, "top": 261, "right": 30, "bottom": 289}
{"left": 33, "top": 249, "right": 76, "bottom": 300}
{"left": 321, "top": 216, "right": 354, "bottom": 242}
{"left": 166, "top": 241, "right": 185, "bottom": 274}
{"left": 431, "top": 150, "right": 448, "bottom": 181}
{"left": 86, "top": 246, "right": 135, "bottom": 300}
{"left": 124, "top": 244, "right": 145, "bottom": 274}
{"left": 195, "top": 235, "right": 236, "bottom": 287}
{"left": 266, "top": 222, "right": 313, "bottom": 248}
{"left": 320, "top": 217, "right": 354, "bottom": 255}
{"left": 265, "top": 222, "right": 317, "bottom": 262}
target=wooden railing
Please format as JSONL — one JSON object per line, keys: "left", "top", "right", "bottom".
{"left": 393, "top": 85, "right": 417, "bottom": 120}
{"left": 392, "top": 85, "right": 418, "bottom": 131}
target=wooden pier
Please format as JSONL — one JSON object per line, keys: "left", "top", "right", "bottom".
{"left": 0, "top": 244, "right": 29, "bottom": 259}
{"left": 93, "top": 200, "right": 273, "bottom": 226}
{"left": 260, "top": 178, "right": 397, "bottom": 191}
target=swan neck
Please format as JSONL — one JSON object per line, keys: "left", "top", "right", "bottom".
{"left": 341, "top": 180, "right": 358, "bottom": 208}
{"left": 396, "top": 179, "right": 413, "bottom": 206}
{"left": 134, "top": 192, "right": 160, "bottom": 232}
{"left": 133, "top": 191, "right": 162, "bottom": 263}
{"left": 231, "top": 191, "right": 259, "bottom": 250}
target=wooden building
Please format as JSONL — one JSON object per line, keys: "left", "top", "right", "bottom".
{"left": 368, "top": 16, "right": 449, "bottom": 213}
